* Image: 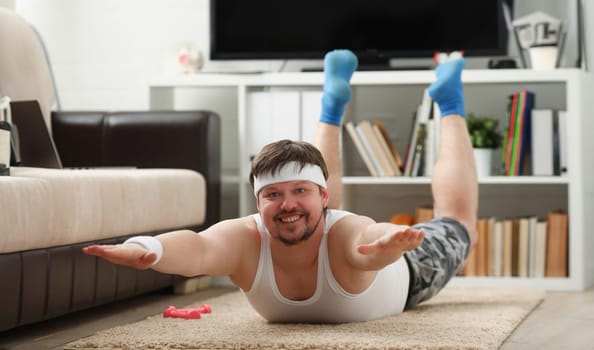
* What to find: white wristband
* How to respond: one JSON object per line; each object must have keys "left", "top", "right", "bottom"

{"left": 124, "top": 236, "right": 163, "bottom": 266}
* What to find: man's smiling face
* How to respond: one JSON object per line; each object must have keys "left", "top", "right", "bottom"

{"left": 257, "top": 180, "right": 328, "bottom": 246}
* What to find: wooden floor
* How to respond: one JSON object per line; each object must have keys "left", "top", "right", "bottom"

{"left": 1, "top": 286, "right": 593, "bottom": 350}
{"left": 500, "top": 287, "right": 594, "bottom": 350}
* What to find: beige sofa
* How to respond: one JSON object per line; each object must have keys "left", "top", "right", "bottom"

{"left": 0, "top": 8, "right": 221, "bottom": 332}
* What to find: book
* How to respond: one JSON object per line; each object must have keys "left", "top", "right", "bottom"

{"left": 557, "top": 110, "right": 568, "bottom": 175}
{"left": 551, "top": 110, "right": 561, "bottom": 176}
{"left": 404, "top": 111, "right": 420, "bottom": 176}
{"left": 402, "top": 113, "right": 416, "bottom": 175}
{"left": 504, "top": 90, "right": 535, "bottom": 176}
{"left": 424, "top": 118, "right": 437, "bottom": 177}
{"left": 527, "top": 216, "right": 538, "bottom": 277}
{"left": 411, "top": 123, "right": 427, "bottom": 177}
{"left": 509, "top": 91, "right": 524, "bottom": 176}
{"left": 432, "top": 101, "right": 441, "bottom": 157}
{"left": 531, "top": 108, "right": 555, "bottom": 176}
{"left": 374, "top": 119, "right": 404, "bottom": 173}
{"left": 344, "top": 122, "right": 378, "bottom": 176}
{"left": 500, "top": 126, "right": 509, "bottom": 175}
{"left": 355, "top": 122, "right": 384, "bottom": 176}
{"left": 517, "top": 217, "right": 530, "bottom": 277}
{"left": 372, "top": 123, "right": 402, "bottom": 176}
{"left": 511, "top": 219, "right": 520, "bottom": 276}
{"left": 492, "top": 220, "right": 504, "bottom": 277}
{"left": 405, "top": 89, "right": 432, "bottom": 176}
{"left": 476, "top": 218, "right": 489, "bottom": 276}
{"left": 503, "top": 92, "right": 518, "bottom": 176}
{"left": 358, "top": 120, "right": 396, "bottom": 176}
{"left": 485, "top": 217, "right": 495, "bottom": 276}
{"left": 517, "top": 90, "right": 535, "bottom": 175}
{"left": 534, "top": 220, "right": 548, "bottom": 278}
{"left": 463, "top": 244, "right": 478, "bottom": 277}
{"left": 545, "top": 210, "right": 569, "bottom": 277}
{"left": 502, "top": 219, "right": 514, "bottom": 277}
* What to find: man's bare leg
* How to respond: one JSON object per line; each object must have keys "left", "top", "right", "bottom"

{"left": 314, "top": 124, "right": 343, "bottom": 209}
{"left": 428, "top": 58, "right": 478, "bottom": 245}
{"left": 431, "top": 115, "right": 478, "bottom": 244}
{"left": 313, "top": 50, "right": 358, "bottom": 209}
{"left": 397, "top": 58, "right": 478, "bottom": 310}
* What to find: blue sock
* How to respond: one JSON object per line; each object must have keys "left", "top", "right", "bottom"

{"left": 428, "top": 58, "right": 466, "bottom": 118}
{"left": 320, "top": 50, "right": 358, "bottom": 126}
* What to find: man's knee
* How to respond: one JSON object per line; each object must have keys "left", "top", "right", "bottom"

{"left": 436, "top": 205, "right": 476, "bottom": 246}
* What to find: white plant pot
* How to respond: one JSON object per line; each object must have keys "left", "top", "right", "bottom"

{"left": 473, "top": 148, "right": 493, "bottom": 177}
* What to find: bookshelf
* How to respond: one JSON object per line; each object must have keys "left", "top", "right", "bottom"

{"left": 149, "top": 68, "right": 594, "bottom": 291}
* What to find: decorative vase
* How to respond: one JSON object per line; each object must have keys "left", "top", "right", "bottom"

{"left": 473, "top": 148, "right": 493, "bottom": 177}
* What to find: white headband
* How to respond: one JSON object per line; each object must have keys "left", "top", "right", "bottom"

{"left": 253, "top": 161, "right": 327, "bottom": 196}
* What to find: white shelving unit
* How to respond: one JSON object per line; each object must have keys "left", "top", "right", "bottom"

{"left": 149, "top": 68, "right": 594, "bottom": 291}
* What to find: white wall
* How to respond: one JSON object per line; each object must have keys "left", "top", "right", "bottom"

{"left": 0, "top": 0, "right": 14, "bottom": 8}
{"left": 15, "top": 0, "right": 211, "bottom": 110}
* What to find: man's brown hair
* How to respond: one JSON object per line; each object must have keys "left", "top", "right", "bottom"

{"left": 249, "top": 139, "right": 329, "bottom": 191}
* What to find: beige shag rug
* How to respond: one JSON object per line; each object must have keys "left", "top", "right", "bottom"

{"left": 66, "top": 287, "right": 544, "bottom": 350}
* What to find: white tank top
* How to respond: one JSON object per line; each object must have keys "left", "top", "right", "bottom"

{"left": 242, "top": 209, "right": 410, "bottom": 323}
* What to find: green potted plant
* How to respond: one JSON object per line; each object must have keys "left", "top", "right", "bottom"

{"left": 466, "top": 113, "right": 503, "bottom": 176}
{"left": 467, "top": 113, "right": 503, "bottom": 149}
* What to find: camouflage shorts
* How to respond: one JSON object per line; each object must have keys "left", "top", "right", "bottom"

{"left": 403, "top": 217, "right": 470, "bottom": 310}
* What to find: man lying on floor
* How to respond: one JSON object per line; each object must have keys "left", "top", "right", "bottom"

{"left": 84, "top": 49, "right": 478, "bottom": 323}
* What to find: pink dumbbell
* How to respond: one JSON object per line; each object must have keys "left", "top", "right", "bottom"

{"left": 163, "top": 305, "right": 201, "bottom": 319}
{"left": 198, "top": 303, "right": 212, "bottom": 314}
{"left": 163, "top": 303, "right": 212, "bottom": 319}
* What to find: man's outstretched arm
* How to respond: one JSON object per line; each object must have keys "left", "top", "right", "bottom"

{"left": 83, "top": 217, "right": 255, "bottom": 278}
{"left": 333, "top": 215, "right": 424, "bottom": 271}
{"left": 354, "top": 223, "right": 424, "bottom": 270}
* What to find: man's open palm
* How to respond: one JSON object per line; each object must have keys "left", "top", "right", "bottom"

{"left": 357, "top": 227, "right": 424, "bottom": 256}
{"left": 83, "top": 244, "right": 157, "bottom": 270}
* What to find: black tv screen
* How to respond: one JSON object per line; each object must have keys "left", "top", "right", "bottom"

{"left": 210, "top": 0, "right": 512, "bottom": 66}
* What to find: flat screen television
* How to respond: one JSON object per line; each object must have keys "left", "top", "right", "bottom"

{"left": 210, "top": 0, "right": 513, "bottom": 69}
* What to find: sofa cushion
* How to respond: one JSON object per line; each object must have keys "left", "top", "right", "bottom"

{"left": 0, "top": 167, "right": 205, "bottom": 253}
